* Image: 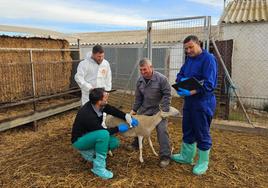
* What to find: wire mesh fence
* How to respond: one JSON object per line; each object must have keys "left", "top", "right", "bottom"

{"left": 213, "top": 21, "right": 268, "bottom": 126}
{"left": 0, "top": 47, "right": 81, "bottom": 125}
{"left": 1, "top": 16, "right": 268, "bottom": 128}
{"left": 98, "top": 16, "right": 268, "bottom": 126}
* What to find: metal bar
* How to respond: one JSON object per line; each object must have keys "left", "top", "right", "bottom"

{"left": 0, "top": 111, "right": 34, "bottom": 124}
{"left": 77, "top": 38, "right": 81, "bottom": 60}
{"left": 203, "top": 17, "right": 207, "bottom": 49}
{"left": 0, "top": 88, "right": 80, "bottom": 109}
{"left": 0, "top": 101, "right": 80, "bottom": 132}
{"left": 29, "top": 50, "right": 37, "bottom": 112}
{"left": 211, "top": 38, "right": 253, "bottom": 126}
{"left": 0, "top": 47, "right": 80, "bottom": 52}
{"left": 207, "top": 16, "right": 211, "bottom": 50}
{"left": 148, "top": 16, "right": 207, "bottom": 23}
{"left": 147, "top": 21, "right": 152, "bottom": 60}
{"left": 0, "top": 59, "right": 81, "bottom": 66}
{"left": 117, "top": 39, "right": 148, "bottom": 108}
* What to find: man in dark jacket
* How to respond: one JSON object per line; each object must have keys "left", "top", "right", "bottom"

{"left": 71, "top": 88, "right": 139, "bottom": 179}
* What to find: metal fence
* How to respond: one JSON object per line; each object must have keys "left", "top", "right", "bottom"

{"left": 91, "top": 16, "right": 267, "bottom": 126}
{"left": 215, "top": 21, "right": 268, "bottom": 125}
{"left": 1, "top": 16, "right": 268, "bottom": 130}
{"left": 0, "top": 47, "right": 81, "bottom": 131}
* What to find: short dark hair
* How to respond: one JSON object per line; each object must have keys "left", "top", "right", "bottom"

{"left": 92, "top": 45, "right": 104, "bottom": 54}
{"left": 183, "top": 35, "right": 200, "bottom": 45}
{"left": 89, "top": 88, "right": 105, "bottom": 105}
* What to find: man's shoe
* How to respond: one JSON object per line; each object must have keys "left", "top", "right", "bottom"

{"left": 159, "top": 157, "right": 170, "bottom": 168}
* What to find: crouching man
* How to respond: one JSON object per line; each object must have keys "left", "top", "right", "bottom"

{"left": 71, "top": 88, "right": 139, "bottom": 179}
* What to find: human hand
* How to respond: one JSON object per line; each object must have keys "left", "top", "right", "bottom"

{"left": 130, "top": 117, "right": 139, "bottom": 127}
{"left": 118, "top": 123, "right": 129, "bottom": 133}
{"left": 125, "top": 114, "right": 139, "bottom": 127}
{"left": 130, "top": 110, "right": 137, "bottom": 115}
{"left": 177, "top": 88, "right": 191, "bottom": 97}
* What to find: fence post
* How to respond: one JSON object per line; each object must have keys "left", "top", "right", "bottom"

{"left": 211, "top": 38, "right": 254, "bottom": 126}
{"left": 29, "top": 49, "right": 38, "bottom": 130}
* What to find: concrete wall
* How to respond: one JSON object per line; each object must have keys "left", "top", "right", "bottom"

{"left": 221, "top": 22, "right": 268, "bottom": 99}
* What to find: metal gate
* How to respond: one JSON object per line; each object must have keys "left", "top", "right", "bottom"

{"left": 146, "top": 16, "right": 211, "bottom": 92}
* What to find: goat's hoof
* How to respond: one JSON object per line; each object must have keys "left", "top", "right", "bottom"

{"left": 108, "top": 150, "right": 113, "bottom": 157}
{"left": 139, "top": 158, "right": 144, "bottom": 163}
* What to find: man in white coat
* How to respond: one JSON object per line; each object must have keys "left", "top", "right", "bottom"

{"left": 75, "top": 45, "right": 112, "bottom": 106}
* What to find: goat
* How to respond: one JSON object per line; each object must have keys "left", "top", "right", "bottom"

{"left": 106, "top": 106, "right": 180, "bottom": 163}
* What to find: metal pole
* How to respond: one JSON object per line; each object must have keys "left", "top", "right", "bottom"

{"left": 77, "top": 38, "right": 81, "bottom": 60}
{"left": 211, "top": 38, "right": 253, "bottom": 126}
{"left": 147, "top": 21, "right": 152, "bottom": 60}
{"left": 29, "top": 50, "right": 38, "bottom": 130}
{"left": 118, "top": 39, "right": 148, "bottom": 108}
{"left": 207, "top": 16, "right": 211, "bottom": 51}
{"left": 29, "top": 50, "right": 36, "bottom": 109}
{"left": 203, "top": 17, "right": 207, "bottom": 50}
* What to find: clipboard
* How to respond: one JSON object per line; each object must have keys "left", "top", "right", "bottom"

{"left": 172, "top": 77, "right": 203, "bottom": 91}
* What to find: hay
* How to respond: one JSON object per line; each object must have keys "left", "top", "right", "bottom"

{"left": 0, "top": 36, "right": 73, "bottom": 103}
{"left": 0, "top": 110, "right": 267, "bottom": 187}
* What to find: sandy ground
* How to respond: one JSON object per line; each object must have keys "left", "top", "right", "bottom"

{"left": 0, "top": 110, "right": 267, "bottom": 188}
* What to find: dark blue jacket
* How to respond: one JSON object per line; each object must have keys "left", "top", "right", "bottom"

{"left": 176, "top": 49, "right": 217, "bottom": 116}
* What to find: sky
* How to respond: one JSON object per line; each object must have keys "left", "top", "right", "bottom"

{"left": 0, "top": 0, "right": 225, "bottom": 34}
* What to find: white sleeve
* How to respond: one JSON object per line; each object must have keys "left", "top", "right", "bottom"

{"left": 105, "top": 63, "right": 112, "bottom": 91}
{"left": 74, "top": 60, "right": 93, "bottom": 92}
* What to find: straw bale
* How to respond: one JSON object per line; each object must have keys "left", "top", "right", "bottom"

{"left": 0, "top": 36, "right": 73, "bottom": 103}
{"left": 0, "top": 109, "right": 267, "bottom": 187}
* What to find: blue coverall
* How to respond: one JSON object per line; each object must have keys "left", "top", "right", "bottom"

{"left": 176, "top": 49, "right": 217, "bottom": 150}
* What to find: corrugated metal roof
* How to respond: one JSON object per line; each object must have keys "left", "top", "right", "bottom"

{"left": 68, "top": 26, "right": 219, "bottom": 45}
{"left": 220, "top": 0, "right": 268, "bottom": 24}
{"left": 0, "top": 24, "right": 69, "bottom": 40}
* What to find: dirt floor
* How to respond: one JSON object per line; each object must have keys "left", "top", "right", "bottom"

{"left": 0, "top": 110, "right": 267, "bottom": 188}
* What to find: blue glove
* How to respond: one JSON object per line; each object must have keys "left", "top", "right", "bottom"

{"left": 180, "top": 77, "right": 189, "bottom": 82}
{"left": 131, "top": 117, "right": 139, "bottom": 127}
{"left": 177, "top": 88, "right": 191, "bottom": 97}
{"left": 118, "top": 123, "right": 129, "bottom": 133}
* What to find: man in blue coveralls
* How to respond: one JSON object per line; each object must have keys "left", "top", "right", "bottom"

{"left": 171, "top": 35, "right": 217, "bottom": 175}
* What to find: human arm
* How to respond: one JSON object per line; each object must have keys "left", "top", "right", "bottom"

{"left": 105, "top": 62, "right": 112, "bottom": 91}
{"left": 103, "top": 104, "right": 139, "bottom": 127}
{"left": 74, "top": 60, "right": 94, "bottom": 92}
{"left": 196, "top": 55, "right": 217, "bottom": 95}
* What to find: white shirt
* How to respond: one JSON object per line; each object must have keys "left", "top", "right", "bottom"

{"left": 75, "top": 53, "right": 112, "bottom": 105}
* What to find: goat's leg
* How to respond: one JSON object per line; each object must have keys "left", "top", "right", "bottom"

{"left": 148, "top": 137, "right": 158, "bottom": 157}
{"left": 108, "top": 150, "right": 113, "bottom": 157}
{"left": 138, "top": 136, "right": 144, "bottom": 163}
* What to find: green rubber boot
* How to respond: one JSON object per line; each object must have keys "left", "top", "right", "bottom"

{"left": 171, "top": 142, "right": 196, "bottom": 164}
{"left": 79, "top": 149, "right": 94, "bottom": 162}
{"left": 91, "top": 153, "right": 113, "bottom": 179}
{"left": 193, "top": 149, "right": 210, "bottom": 175}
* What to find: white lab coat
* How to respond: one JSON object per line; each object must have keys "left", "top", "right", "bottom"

{"left": 75, "top": 52, "right": 112, "bottom": 105}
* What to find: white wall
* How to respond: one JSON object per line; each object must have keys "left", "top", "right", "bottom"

{"left": 221, "top": 22, "right": 268, "bottom": 100}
